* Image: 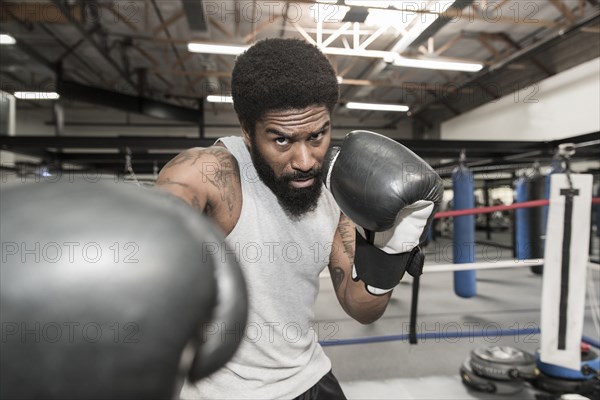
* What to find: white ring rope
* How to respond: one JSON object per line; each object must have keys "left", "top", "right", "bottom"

{"left": 319, "top": 261, "right": 599, "bottom": 279}
{"left": 422, "top": 260, "right": 599, "bottom": 273}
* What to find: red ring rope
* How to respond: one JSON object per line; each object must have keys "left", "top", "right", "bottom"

{"left": 434, "top": 197, "right": 600, "bottom": 219}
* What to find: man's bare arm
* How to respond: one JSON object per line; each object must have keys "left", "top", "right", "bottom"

{"left": 328, "top": 212, "right": 392, "bottom": 325}
{"left": 155, "top": 146, "right": 240, "bottom": 217}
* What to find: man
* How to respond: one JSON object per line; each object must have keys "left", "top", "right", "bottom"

{"left": 157, "top": 38, "right": 442, "bottom": 399}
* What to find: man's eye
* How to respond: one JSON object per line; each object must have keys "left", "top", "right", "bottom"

{"left": 275, "top": 137, "right": 289, "bottom": 145}
{"left": 311, "top": 132, "right": 324, "bottom": 140}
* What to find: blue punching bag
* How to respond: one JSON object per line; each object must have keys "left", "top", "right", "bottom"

{"left": 452, "top": 164, "right": 476, "bottom": 298}
{"left": 528, "top": 167, "right": 547, "bottom": 274}
{"left": 514, "top": 175, "right": 530, "bottom": 260}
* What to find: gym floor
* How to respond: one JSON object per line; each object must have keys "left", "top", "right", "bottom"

{"left": 314, "top": 235, "right": 600, "bottom": 399}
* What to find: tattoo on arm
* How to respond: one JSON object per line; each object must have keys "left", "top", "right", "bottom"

{"left": 331, "top": 267, "right": 345, "bottom": 292}
{"left": 160, "top": 147, "right": 240, "bottom": 216}
{"left": 202, "top": 148, "right": 239, "bottom": 214}
{"left": 161, "top": 150, "right": 199, "bottom": 170}
{"left": 338, "top": 214, "right": 355, "bottom": 263}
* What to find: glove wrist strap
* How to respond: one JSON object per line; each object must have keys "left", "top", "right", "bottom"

{"left": 354, "top": 229, "right": 425, "bottom": 291}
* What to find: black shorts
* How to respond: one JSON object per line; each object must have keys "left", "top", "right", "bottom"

{"left": 294, "top": 370, "right": 347, "bottom": 400}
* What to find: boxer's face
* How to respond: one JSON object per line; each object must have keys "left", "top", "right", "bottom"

{"left": 243, "top": 105, "right": 331, "bottom": 217}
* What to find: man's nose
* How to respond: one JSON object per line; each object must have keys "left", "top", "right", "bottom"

{"left": 291, "top": 143, "right": 316, "bottom": 172}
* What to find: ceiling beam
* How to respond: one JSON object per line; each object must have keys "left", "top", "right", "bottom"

{"left": 244, "top": 14, "right": 282, "bottom": 43}
{"left": 394, "top": 11, "right": 600, "bottom": 129}
{"left": 549, "top": 0, "right": 577, "bottom": 25}
{"left": 152, "top": 9, "right": 185, "bottom": 37}
{"left": 409, "top": 0, "right": 474, "bottom": 49}
{"left": 99, "top": 3, "right": 139, "bottom": 33}
{"left": 50, "top": 0, "right": 136, "bottom": 89}
{"left": 0, "top": 2, "right": 83, "bottom": 24}
{"left": 56, "top": 80, "right": 202, "bottom": 124}
{"left": 208, "top": 16, "right": 232, "bottom": 39}
{"left": 434, "top": 33, "right": 464, "bottom": 56}
{"left": 495, "top": 33, "right": 553, "bottom": 76}
{"left": 478, "top": 35, "right": 500, "bottom": 62}
{"left": 150, "top": 0, "right": 195, "bottom": 94}
{"left": 287, "top": 0, "right": 560, "bottom": 27}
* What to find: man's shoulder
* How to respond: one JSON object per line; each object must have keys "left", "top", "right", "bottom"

{"left": 164, "top": 145, "right": 240, "bottom": 175}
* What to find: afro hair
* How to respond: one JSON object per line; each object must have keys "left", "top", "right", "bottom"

{"left": 231, "top": 38, "right": 339, "bottom": 134}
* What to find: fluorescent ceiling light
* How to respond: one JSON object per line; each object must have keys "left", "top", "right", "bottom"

{"left": 187, "top": 43, "right": 248, "bottom": 55}
{"left": 188, "top": 41, "right": 392, "bottom": 59}
{"left": 14, "top": 92, "right": 60, "bottom": 100}
{"left": 0, "top": 34, "right": 16, "bottom": 45}
{"left": 320, "top": 47, "right": 394, "bottom": 59}
{"left": 346, "top": 102, "right": 409, "bottom": 112}
{"left": 186, "top": 42, "right": 482, "bottom": 72}
{"left": 206, "top": 95, "right": 233, "bottom": 103}
{"left": 393, "top": 57, "right": 483, "bottom": 72}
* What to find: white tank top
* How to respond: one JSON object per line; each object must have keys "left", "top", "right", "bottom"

{"left": 181, "top": 136, "right": 340, "bottom": 399}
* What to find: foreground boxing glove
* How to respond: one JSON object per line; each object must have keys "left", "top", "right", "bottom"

{"left": 0, "top": 180, "right": 247, "bottom": 399}
{"left": 323, "top": 131, "right": 443, "bottom": 295}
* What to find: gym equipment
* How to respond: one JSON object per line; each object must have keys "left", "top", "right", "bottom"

{"left": 532, "top": 369, "right": 599, "bottom": 396}
{"left": 528, "top": 168, "right": 546, "bottom": 274}
{"left": 513, "top": 168, "right": 547, "bottom": 274}
{"left": 469, "top": 346, "right": 536, "bottom": 381}
{"left": 460, "top": 358, "right": 525, "bottom": 395}
{"left": 514, "top": 174, "right": 531, "bottom": 260}
{"left": 536, "top": 348, "right": 600, "bottom": 381}
{"left": 452, "top": 162, "right": 476, "bottom": 298}
{"left": 0, "top": 180, "right": 248, "bottom": 399}
{"left": 459, "top": 346, "right": 536, "bottom": 395}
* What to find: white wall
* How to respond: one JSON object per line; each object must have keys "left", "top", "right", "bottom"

{"left": 441, "top": 57, "right": 600, "bottom": 141}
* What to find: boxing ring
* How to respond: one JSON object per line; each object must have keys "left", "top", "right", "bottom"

{"left": 320, "top": 195, "right": 600, "bottom": 348}
{"left": 319, "top": 182, "right": 599, "bottom": 397}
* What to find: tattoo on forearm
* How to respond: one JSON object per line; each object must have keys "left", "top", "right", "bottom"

{"left": 338, "top": 214, "right": 355, "bottom": 262}
{"left": 331, "top": 267, "right": 345, "bottom": 292}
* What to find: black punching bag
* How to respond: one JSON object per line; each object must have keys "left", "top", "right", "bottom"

{"left": 0, "top": 180, "right": 247, "bottom": 399}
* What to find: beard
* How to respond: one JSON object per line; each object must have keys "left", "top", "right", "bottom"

{"left": 249, "top": 138, "right": 323, "bottom": 217}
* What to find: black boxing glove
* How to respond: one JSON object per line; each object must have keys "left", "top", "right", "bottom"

{"left": 323, "top": 131, "right": 443, "bottom": 295}
{"left": 0, "top": 180, "right": 247, "bottom": 398}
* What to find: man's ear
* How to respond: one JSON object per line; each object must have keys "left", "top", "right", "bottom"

{"left": 240, "top": 123, "right": 252, "bottom": 147}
